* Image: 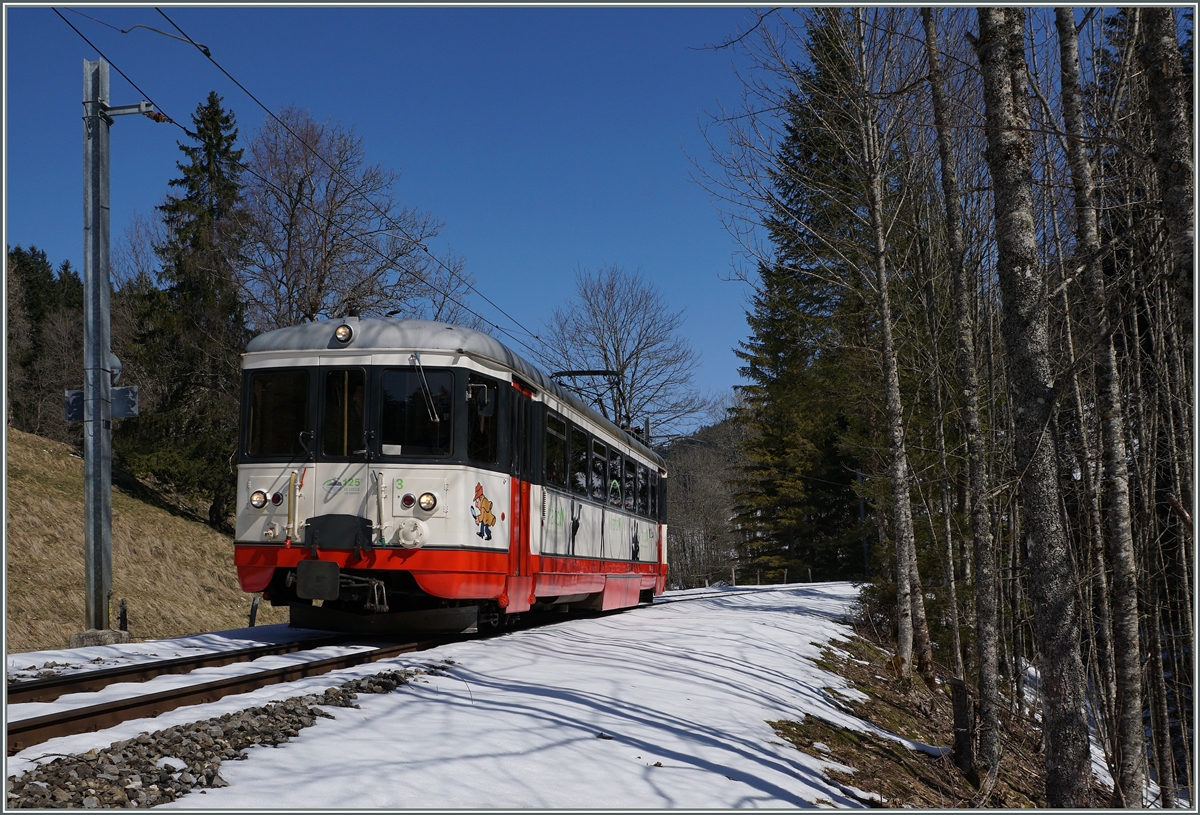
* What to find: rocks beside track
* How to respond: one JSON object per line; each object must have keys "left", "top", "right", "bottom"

{"left": 6, "top": 667, "right": 433, "bottom": 808}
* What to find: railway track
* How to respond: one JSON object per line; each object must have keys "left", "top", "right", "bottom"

{"left": 6, "top": 635, "right": 464, "bottom": 755}
{"left": 652, "top": 585, "right": 803, "bottom": 604}
{"left": 6, "top": 634, "right": 353, "bottom": 705}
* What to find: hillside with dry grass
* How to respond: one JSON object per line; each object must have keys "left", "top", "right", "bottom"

{"left": 6, "top": 427, "right": 287, "bottom": 653}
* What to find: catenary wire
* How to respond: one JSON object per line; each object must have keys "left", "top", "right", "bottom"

{"left": 51, "top": 8, "right": 545, "bottom": 360}
{"left": 62, "top": 7, "right": 126, "bottom": 34}
{"left": 62, "top": 7, "right": 208, "bottom": 52}
{"left": 153, "top": 6, "right": 544, "bottom": 347}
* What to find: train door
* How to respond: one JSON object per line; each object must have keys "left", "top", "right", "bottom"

{"left": 505, "top": 383, "right": 536, "bottom": 611}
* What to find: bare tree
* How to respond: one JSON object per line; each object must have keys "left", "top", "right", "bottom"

{"left": 110, "top": 214, "right": 169, "bottom": 423}
{"left": 29, "top": 309, "right": 83, "bottom": 445}
{"left": 240, "top": 106, "right": 471, "bottom": 331}
{"left": 1140, "top": 7, "right": 1194, "bottom": 362}
{"left": 409, "top": 253, "right": 482, "bottom": 329}
{"left": 922, "top": 6, "right": 1000, "bottom": 778}
{"left": 664, "top": 401, "right": 747, "bottom": 587}
{"left": 974, "top": 8, "right": 1091, "bottom": 805}
{"left": 1055, "top": 9, "right": 1144, "bottom": 805}
{"left": 538, "top": 264, "right": 707, "bottom": 440}
{"left": 702, "top": 8, "right": 938, "bottom": 686}
{"left": 110, "top": 212, "right": 164, "bottom": 291}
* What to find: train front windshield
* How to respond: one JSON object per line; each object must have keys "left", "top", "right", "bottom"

{"left": 246, "top": 370, "right": 310, "bottom": 458}
{"left": 380, "top": 369, "right": 453, "bottom": 457}
{"left": 241, "top": 366, "right": 461, "bottom": 463}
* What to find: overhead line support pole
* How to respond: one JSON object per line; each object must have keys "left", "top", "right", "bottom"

{"left": 81, "top": 59, "right": 155, "bottom": 633}
{"left": 82, "top": 58, "right": 114, "bottom": 632}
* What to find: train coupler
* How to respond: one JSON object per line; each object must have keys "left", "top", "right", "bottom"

{"left": 364, "top": 578, "right": 390, "bottom": 613}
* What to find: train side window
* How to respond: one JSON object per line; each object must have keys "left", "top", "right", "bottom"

{"left": 649, "top": 471, "right": 658, "bottom": 520}
{"left": 322, "top": 369, "right": 366, "bottom": 458}
{"left": 545, "top": 414, "right": 568, "bottom": 488}
{"left": 608, "top": 447, "right": 623, "bottom": 507}
{"left": 570, "top": 426, "right": 589, "bottom": 497}
{"left": 467, "top": 374, "right": 498, "bottom": 465}
{"left": 637, "top": 464, "right": 649, "bottom": 516}
{"left": 246, "top": 370, "right": 309, "bottom": 458}
{"left": 380, "top": 368, "right": 453, "bottom": 457}
{"left": 623, "top": 457, "right": 637, "bottom": 512}
{"left": 591, "top": 439, "right": 608, "bottom": 503}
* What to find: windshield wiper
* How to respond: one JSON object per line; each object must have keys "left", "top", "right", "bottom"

{"left": 410, "top": 352, "right": 441, "bottom": 423}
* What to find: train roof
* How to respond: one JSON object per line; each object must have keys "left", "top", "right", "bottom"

{"left": 245, "top": 317, "right": 664, "bottom": 467}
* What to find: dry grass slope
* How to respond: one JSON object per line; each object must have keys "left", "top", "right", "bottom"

{"left": 6, "top": 427, "right": 287, "bottom": 654}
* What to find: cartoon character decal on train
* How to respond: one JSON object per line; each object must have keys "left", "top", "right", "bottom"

{"left": 472, "top": 482, "right": 495, "bottom": 540}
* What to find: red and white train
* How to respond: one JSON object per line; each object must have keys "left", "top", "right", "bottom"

{"left": 233, "top": 317, "right": 667, "bottom": 630}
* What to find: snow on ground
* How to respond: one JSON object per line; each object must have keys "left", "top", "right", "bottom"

{"left": 7, "top": 583, "right": 943, "bottom": 808}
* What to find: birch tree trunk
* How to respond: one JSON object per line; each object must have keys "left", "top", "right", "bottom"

{"left": 921, "top": 6, "right": 1000, "bottom": 778}
{"left": 1140, "top": 7, "right": 1194, "bottom": 371}
{"left": 974, "top": 8, "right": 1091, "bottom": 805}
{"left": 1055, "top": 9, "right": 1144, "bottom": 805}
{"left": 1145, "top": 574, "right": 1178, "bottom": 808}
{"left": 852, "top": 8, "right": 934, "bottom": 687}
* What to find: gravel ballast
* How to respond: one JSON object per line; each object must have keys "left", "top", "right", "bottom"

{"left": 6, "top": 665, "right": 446, "bottom": 809}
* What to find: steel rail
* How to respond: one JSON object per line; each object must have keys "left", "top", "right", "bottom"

{"left": 651, "top": 586, "right": 800, "bottom": 604}
{"left": 6, "top": 635, "right": 353, "bottom": 705}
{"left": 7, "top": 636, "right": 461, "bottom": 755}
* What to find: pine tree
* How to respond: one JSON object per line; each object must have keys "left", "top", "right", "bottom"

{"left": 733, "top": 258, "right": 865, "bottom": 582}
{"left": 731, "top": 36, "right": 875, "bottom": 585}
{"left": 115, "top": 92, "right": 247, "bottom": 528}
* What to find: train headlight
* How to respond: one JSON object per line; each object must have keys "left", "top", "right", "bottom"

{"left": 418, "top": 492, "right": 437, "bottom": 511}
{"left": 334, "top": 323, "right": 354, "bottom": 343}
{"left": 250, "top": 490, "right": 268, "bottom": 509}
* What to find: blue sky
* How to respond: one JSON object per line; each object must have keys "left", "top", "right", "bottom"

{"left": 4, "top": 6, "right": 761, "bottom": 412}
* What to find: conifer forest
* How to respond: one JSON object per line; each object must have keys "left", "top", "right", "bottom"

{"left": 5, "top": 7, "right": 1194, "bottom": 808}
